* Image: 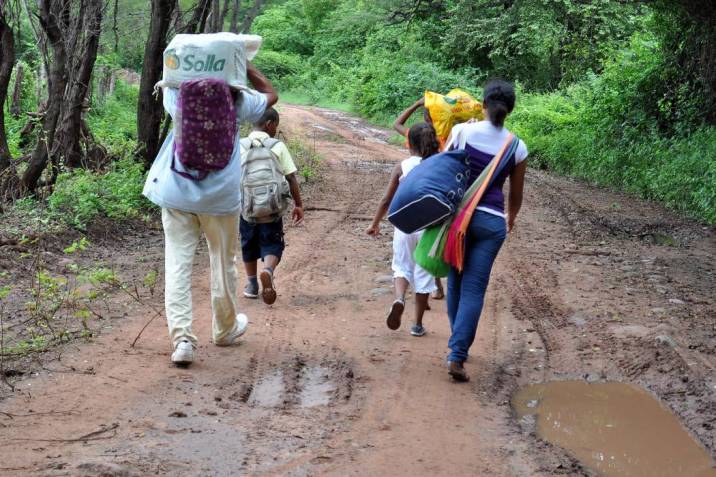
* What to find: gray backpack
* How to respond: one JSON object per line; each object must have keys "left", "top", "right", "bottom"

{"left": 240, "top": 137, "right": 291, "bottom": 223}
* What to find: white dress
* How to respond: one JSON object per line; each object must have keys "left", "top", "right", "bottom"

{"left": 391, "top": 156, "right": 438, "bottom": 294}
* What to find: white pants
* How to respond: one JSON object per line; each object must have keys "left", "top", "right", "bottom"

{"left": 162, "top": 208, "right": 242, "bottom": 347}
{"left": 392, "top": 228, "right": 437, "bottom": 294}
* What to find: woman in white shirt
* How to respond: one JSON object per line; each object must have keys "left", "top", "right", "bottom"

{"left": 444, "top": 80, "right": 528, "bottom": 382}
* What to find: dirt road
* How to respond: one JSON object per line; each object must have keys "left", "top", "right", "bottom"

{"left": 0, "top": 105, "right": 714, "bottom": 476}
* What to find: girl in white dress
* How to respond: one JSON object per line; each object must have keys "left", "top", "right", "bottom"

{"left": 367, "top": 123, "right": 441, "bottom": 336}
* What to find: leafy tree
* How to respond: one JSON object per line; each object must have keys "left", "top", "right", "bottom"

{"left": 440, "top": 0, "right": 644, "bottom": 90}
{"left": 650, "top": 0, "right": 716, "bottom": 125}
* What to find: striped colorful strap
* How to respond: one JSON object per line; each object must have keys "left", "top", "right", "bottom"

{"left": 444, "top": 134, "right": 518, "bottom": 271}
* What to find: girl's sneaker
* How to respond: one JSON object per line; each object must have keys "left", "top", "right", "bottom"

{"left": 410, "top": 324, "right": 426, "bottom": 337}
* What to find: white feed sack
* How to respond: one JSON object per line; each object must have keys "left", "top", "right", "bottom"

{"left": 155, "top": 33, "right": 262, "bottom": 90}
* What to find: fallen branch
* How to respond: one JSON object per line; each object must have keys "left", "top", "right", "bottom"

{"left": 130, "top": 310, "right": 163, "bottom": 348}
{"left": 0, "top": 409, "right": 79, "bottom": 419}
{"left": 6, "top": 422, "right": 119, "bottom": 443}
{"left": 305, "top": 206, "right": 341, "bottom": 212}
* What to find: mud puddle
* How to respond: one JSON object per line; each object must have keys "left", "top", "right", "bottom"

{"left": 513, "top": 381, "right": 716, "bottom": 477}
{"left": 248, "top": 370, "right": 285, "bottom": 408}
{"left": 299, "top": 365, "right": 336, "bottom": 408}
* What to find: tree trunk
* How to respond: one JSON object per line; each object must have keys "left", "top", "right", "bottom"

{"left": 209, "top": 0, "right": 221, "bottom": 32}
{"left": 109, "top": 70, "right": 116, "bottom": 96}
{"left": 35, "top": 63, "right": 48, "bottom": 111}
{"left": 220, "top": 0, "right": 231, "bottom": 28}
{"left": 240, "top": 0, "right": 263, "bottom": 33}
{"left": 137, "top": 0, "right": 177, "bottom": 169}
{"left": 21, "top": 0, "right": 70, "bottom": 192}
{"left": 10, "top": 63, "right": 23, "bottom": 118}
{"left": 199, "top": 0, "right": 211, "bottom": 32}
{"left": 97, "top": 65, "right": 108, "bottom": 103}
{"left": 229, "top": 0, "right": 241, "bottom": 33}
{"left": 181, "top": 0, "right": 211, "bottom": 34}
{"left": 173, "top": 2, "right": 184, "bottom": 32}
{"left": 0, "top": 8, "right": 19, "bottom": 198}
{"left": 56, "top": 0, "right": 103, "bottom": 169}
{"left": 112, "top": 0, "right": 119, "bottom": 54}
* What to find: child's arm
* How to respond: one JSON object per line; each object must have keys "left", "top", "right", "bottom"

{"left": 366, "top": 164, "right": 402, "bottom": 237}
{"left": 393, "top": 97, "right": 425, "bottom": 137}
{"left": 286, "top": 173, "right": 304, "bottom": 225}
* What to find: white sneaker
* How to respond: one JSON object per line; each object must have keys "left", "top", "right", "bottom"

{"left": 214, "top": 314, "right": 249, "bottom": 346}
{"left": 171, "top": 339, "right": 194, "bottom": 366}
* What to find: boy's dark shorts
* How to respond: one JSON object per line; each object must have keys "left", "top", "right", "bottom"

{"left": 239, "top": 217, "right": 285, "bottom": 262}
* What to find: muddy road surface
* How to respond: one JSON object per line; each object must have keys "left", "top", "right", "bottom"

{"left": 0, "top": 105, "right": 714, "bottom": 476}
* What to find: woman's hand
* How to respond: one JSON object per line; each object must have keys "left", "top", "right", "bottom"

{"left": 507, "top": 213, "right": 516, "bottom": 233}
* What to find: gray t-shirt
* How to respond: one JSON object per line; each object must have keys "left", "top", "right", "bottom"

{"left": 142, "top": 87, "right": 268, "bottom": 215}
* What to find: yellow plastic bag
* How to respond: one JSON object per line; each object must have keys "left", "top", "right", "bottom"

{"left": 424, "top": 88, "right": 484, "bottom": 142}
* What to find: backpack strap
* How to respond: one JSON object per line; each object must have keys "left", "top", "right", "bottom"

{"left": 261, "top": 137, "right": 280, "bottom": 151}
{"left": 242, "top": 136, "right": 281, "bottom": 164}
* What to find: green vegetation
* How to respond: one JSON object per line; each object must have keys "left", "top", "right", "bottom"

{"left": 510, "top": 35, "right": 716, "bottom": 223}
{"left": 285, "top": 136, "right": 322, "bottom": 182}
{"left": 0, "top": 239, "right": 158, "bottom": 358}
{"left": 3, "top": 75, "right": 147, "bottom": 230}
{"left": 1, "top": 0, "right": 714, "bottom": 226}
{"left": 48, "top": 157, "right": 148, "bottom": 229}
{"left": 252, "top": 0, "right": 716, "bottom": 223}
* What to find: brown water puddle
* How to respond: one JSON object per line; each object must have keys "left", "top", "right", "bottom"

{"left": 513, "top": 381, "right": 716, "bottom": 477}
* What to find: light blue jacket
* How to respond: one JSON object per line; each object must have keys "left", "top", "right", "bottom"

{"left": 142, "top": 87, "right": 268, "bottom": 215}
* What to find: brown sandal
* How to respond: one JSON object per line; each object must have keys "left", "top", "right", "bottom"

{"left": 448, "top": 361, "right": 469, "bottom": 382}
{"left": 259, "top": 269, "right": 277, "bottom": 305}
{"left": 386, "top": 299, "right": 405, "bottom": 330}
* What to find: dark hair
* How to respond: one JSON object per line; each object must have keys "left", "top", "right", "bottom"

{"left": 408, "top": 122, "right": 440, "bottom": 159}
{"left": 255, "top": 107, "right": 279, "bottom": 126}
{"left": 483, "top": 79, "right": 515, "bottom": 127}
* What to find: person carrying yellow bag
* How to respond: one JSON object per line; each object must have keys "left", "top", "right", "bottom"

{"left": 394, "top": 89, "right": 484, "bottom": 152}
{"left": 392, "top": 88, "right": 484, "bottom": 300}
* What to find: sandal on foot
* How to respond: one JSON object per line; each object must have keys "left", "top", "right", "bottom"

{"left": 448, "top": 361, "right": 469, "bottom": 382}
{"left": 259, "top": 269, "right": 277, "bottom": 305}
{"left": 386, "top": 299, "right": 405, "bottom": 330}
{"left": 431, "top": 288, "right": 445, "bottom": 300}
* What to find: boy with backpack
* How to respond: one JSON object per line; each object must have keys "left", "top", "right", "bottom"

{"left": 239, "top": 107, "right": 304, "bottom": 305}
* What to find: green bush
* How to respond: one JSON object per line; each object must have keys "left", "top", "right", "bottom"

{"left": 351, "top": 58, "right": 473, "bottom": 122}
{"left": 87, "top": 79, "right": 139, "bottom": 159}
{"left": 509, "top": 46, "right": 716, "bottom": 224}
{"left": 252, "top": 50, "right": 304, "bottom": 87}
{"left": 48, "top": 158, "right": 150, "bottom": 229}
{"left": 252, "top": 0, "right": 314, "bottom": 56}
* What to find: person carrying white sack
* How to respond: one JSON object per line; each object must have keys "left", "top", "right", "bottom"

{"left": 143, "top": 33, "right": 278, "bottom": 366}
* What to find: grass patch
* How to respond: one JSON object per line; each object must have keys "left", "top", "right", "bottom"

{"left": 279, "top": 90, "right": 353, "bottom": 113}
{"left": 285, "top": 136, "right": 322, "bottom": 182}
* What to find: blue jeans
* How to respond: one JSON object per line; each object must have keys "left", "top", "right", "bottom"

{"left": 447, "top": 211, "right": 507, "bottom": 363}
